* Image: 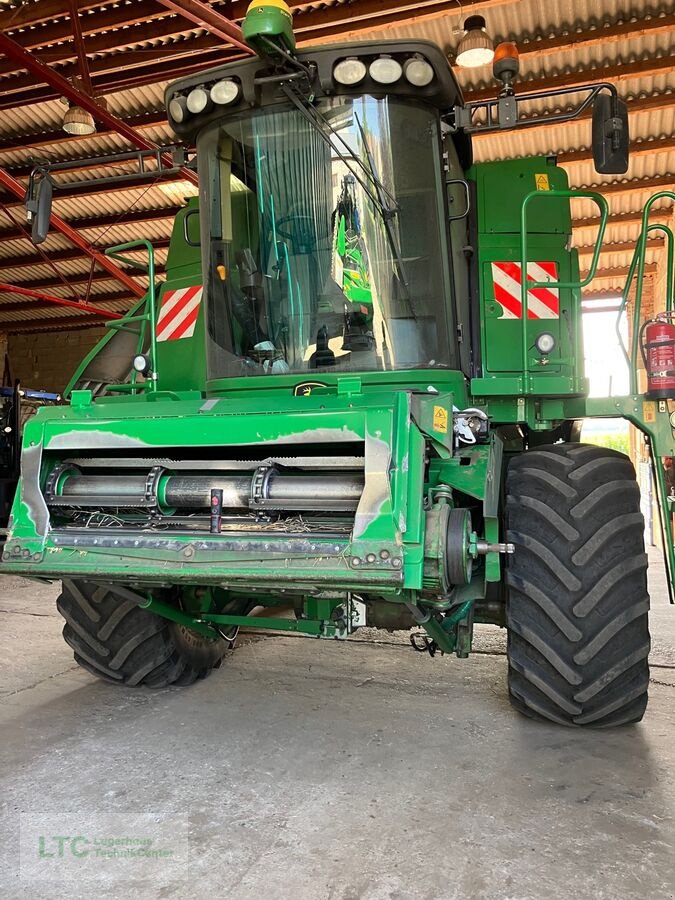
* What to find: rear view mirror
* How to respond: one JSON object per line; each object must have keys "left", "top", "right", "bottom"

{"left": 25, "top": 172, "right": 53, "bottom": 244}
{"left": 592, "top": 94, "right": 629, "bottom": 175}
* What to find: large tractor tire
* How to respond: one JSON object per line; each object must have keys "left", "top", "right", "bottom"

{"left": 57, "top": 580, "right": 229, "bottom": 687}
{"left": 505, "top": 443, "right": 650, "bottom": 727}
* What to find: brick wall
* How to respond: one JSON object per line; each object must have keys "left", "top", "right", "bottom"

{"left": 4, "top": 327, "right": 106, "bottom": 393}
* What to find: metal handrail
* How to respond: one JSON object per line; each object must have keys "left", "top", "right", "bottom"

{"left": 619, "top": 192, "right": 675, "bottom": 395}
{"left": 519, "top": 189, "right": 609, "bottom": 392}
{"left": 104, "top": 239, "right": 158, "bottom": 392}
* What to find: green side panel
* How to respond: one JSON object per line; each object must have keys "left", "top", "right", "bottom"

{"left": 468, "top": 157, "right": 571, "bottom": 235}
{"left": 155, "top": 199, "right": 206, "bottom": 394}
{"left": 467, "top": 157, "right": 584, "bottom": 397}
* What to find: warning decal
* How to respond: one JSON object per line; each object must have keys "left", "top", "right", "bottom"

{"left": 156, "top": 285, "right": 203, "bottom": 342}
{"left": 433, "top": 405, "right": 449, "bottom": 434}
{"left": 491, "top": 261, "right": 559, "bottom": 320}
{"left": 535, "top": 173, "right": 550, "bottom": 191}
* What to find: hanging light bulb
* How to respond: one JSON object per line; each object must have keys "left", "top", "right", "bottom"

{"left": 456, "top": 16, "right": 495, "bottom": 68}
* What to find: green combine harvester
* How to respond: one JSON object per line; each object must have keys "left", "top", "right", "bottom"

{"left": 10, "top": 1, "right": 675, "bottom": 725}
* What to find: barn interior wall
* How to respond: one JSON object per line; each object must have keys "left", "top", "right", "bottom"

{"left": 6, "top": 328, "right": 106, "bottom": 392}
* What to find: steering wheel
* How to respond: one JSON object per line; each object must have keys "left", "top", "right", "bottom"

{"left": 275, "top": 214, "right": 317, "bottom": 254}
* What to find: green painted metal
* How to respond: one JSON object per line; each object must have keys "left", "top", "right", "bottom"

{"left": 626, "top": 192, "right": 675, "bottom": 394}
{"left": 616, "top": 222, "right": 674, "bottom": 376}
{"left": 519, "top": 189, "right": 608, "bottom": 393}
{"left": 6, "top": 34, "right": 675, "bottom": 665}
{"left": 104, "top": 239, "right": 158, "bottom": 392}
{"left": 467, "top": 158, "right": 588, "bottom": 397}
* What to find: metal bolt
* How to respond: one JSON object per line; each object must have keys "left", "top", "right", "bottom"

{"left": 392, "top": 558, "right": 402, "bottom": 569}
{"left": 22, "top": 549, "right": 30, "bottom": 558}
{"left": 379, "top": 549, "right": 390, "bottom": 560}
{"left": 352, "top": 557, "right": 361, "bottom": 567}
{"left": 366, "top": 553, "right": 376, "bottom": 563}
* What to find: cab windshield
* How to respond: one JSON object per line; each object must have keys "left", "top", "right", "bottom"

{"left": 199, "top": 95, "right": 455, "bottom": 379}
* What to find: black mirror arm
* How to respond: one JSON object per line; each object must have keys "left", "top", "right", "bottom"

{"left": 449, "top": 82, "right": 619, "bottom": 135}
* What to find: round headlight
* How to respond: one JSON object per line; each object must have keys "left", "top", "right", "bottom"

{"left": 333, "top": 58, "right": 367, "bottom": 86}
{"left": 168, "top": 95, "right": 188, "bottom": 124}
{"left": 404, "top": 56, "right": 435, "bottom": 87}
{"left": 210, "top": 79, "right": 240, "bottom": 105}
{"left": 187, "top": 86, "right": 210, "bottom": 114}
{"left": 133, "top": 354, "right": 150, "bottom": 375}
{"left": 369, "top": 56, "right": 403, "bottom": 85}
{"left": 535, "top": 332, "right": 556, "bottom": 355}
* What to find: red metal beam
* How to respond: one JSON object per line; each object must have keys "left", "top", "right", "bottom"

{"left": 0, "top": 167, "right": 145, "bottom": 298}
{"left": 0, "top": 30, "right": 198, "bottom": 189}
{"left": 0, "top": 283, "right": 122, "bottom": 319}
{"left": 68, "top": 0, "right": 95, "bottom": 96}
{"left": 154, "top": 0, "right": 253, "bottom": 53}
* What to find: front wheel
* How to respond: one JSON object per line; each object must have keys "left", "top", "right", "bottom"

{"left": 57, "top": 580, "right": 230, "bottom": 687}
{"left": 505, "top": 443, "right": 650, "bottom": 727}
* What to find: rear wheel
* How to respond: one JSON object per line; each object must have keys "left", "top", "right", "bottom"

{"left": 57, "top": 580, "right": 229, "bottom": 687}
{"left": 505, "top": 443, "right": 650, "bottom": 726}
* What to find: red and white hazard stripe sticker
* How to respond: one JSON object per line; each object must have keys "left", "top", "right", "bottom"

{"left": 156, "top": 285, "right": 203, "bottom": 342}
{"left": 491, "top": 261, "right": 559, "bottom": 320}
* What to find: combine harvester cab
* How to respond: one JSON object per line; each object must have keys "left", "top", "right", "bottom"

{"left": 4, "top": 2, "right": 671, "bottom": 726}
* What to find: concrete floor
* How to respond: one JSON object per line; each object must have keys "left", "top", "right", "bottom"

{"left": 1, "top": 550, "right": 674, "bottom": 899}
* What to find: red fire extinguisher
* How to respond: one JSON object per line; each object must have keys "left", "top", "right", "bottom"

{"left": 642, "top": 313, "right": 675, "bottom": 400}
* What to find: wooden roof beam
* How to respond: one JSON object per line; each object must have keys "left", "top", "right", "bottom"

{"left": 561, "top": 134, "right": 675, "bottom": 165}
{"left": 14, "top": 268, "right": 165, "bottom": 293}
{"left": 576, "top": 237, "right": 665, "bottom": 257}
{"left": 0, "top": 313, "right": 119, "bottom": 333}
{"left": 0, "top": 30, "right": 198, "bottom": 188}
{"left": 0, "top": 110, "right": 167, "bottom": 156}
{"left": 574, "top": 210, "right": 673, "bottom": 230}
{"left": 0, "top": 290, "right": 130, "bottom": 315}
{"left": 581, "top": 262, "right": 658, "bottom": 280}
{"left": 0, "top": 239, "right": 172, "bottom": 272}
{"left": 573, "top": 174, "right": 675, "bottom": 197}
{"left": 0, "top": 165, "right": 144, "bottom": 298}
{"left": 468, "top": 55, "right": 675, "bottom": 104}
{"left": 0, "top": 209, "right": 179, "bottom": 243}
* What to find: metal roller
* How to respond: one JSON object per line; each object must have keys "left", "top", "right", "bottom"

{"left": 52, "top": 466, "right": 364, "bottom": 513}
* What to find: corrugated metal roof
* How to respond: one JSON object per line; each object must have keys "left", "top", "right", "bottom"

{"left": 0, "top": 0, "right": 672, "bottom": 330}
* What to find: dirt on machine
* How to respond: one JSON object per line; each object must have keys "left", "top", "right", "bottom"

{"left": 7, "top": 1, "right": 674, "bottom": 727}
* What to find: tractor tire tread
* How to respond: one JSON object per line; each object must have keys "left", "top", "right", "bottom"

{"left": 57, "top": 580, "right": 228, "bottom": 688}
{"left": 506, "top": 443, "right": 650, "bottom": 727}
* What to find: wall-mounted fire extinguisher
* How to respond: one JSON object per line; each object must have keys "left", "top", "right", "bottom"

{"left": 641, "top": 313, "right": 675, "bottom": 400}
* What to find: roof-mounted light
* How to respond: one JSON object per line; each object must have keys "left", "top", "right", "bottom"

{"left": 168, "top": 95, "right": 188, "bottom": 124}
{"left": 186, "top": 86, "right": 211, "bottom": 115}
{"left": 404, "top": 56, "right": 435, "bottom": 87}
{"left": 369, "top": 56, "right": 403, "bottom": 85}
{"left": 333, "top": 58, "right": 368, "bottom": 86}
{"left": 210, "top": 79, "right": 240, "bottom": 105}
{"left": 456, "top": 15, "right": 495, "bottom": 68}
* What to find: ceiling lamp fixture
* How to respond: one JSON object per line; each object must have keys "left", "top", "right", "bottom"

{"left": 456, "top": 15, "right": 495, "bottom": 68}
{"left": 62, "top": 104, "right": 96, "bottom": 135}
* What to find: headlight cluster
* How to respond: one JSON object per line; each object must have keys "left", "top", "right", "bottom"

{"left": 333, "top": 53, "right": 435, "bottom": 88}
{"left": 168, "top": 78, "right": 241, "bottom": 124}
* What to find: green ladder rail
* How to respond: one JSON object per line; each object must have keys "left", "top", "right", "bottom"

{"left": 615, "top": 191, "right": 675, "bottom": 606}
{"left": 104, "top": 239, "right": 159, "bottom": 394}
{"left": 615, "top": 192, "right": 675, "bottom": 395}
{"left": 519, "top": 189, "right": 609, "bottom": 393}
